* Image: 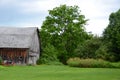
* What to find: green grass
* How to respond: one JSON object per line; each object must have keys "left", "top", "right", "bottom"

{"left": 0, "top": 65, "right": 120, "bottom": 80}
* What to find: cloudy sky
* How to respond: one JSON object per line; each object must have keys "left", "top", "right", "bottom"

{"left": 0, "top": 0, "right": 120, "bottom": 35}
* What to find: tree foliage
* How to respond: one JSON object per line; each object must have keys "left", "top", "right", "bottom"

{"left": 40, "top": 5, "right": 89, "bottom": 64}
{"left": 75, "top": 36, "right": 102, "bottom": 59}
{"left": 39, "top": 44, "right": 59, "bottom": 64}
{"left": 95, "top": 42, "right": 116, "bottom": 61}
{"left": 103, "top": 9, "right": 120, "bottom": 61}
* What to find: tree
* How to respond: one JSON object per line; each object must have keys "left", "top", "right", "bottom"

{"left": 41, "top": 5, "right": 89, "bottom": 63}
{"left": 75, "top": 36, "right": 102, "bottom": 59}
{"left": 95, "top": 42, "right": 115, "bottom": 61}
{"left": 103, "top": 9, "right": 120, "bottom": 61}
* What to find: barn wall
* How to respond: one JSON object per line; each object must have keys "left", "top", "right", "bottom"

{"left": 0, "top": 48, "right": 28, "bottom": 64}
{"left": 28, "top": 29, "right": 40, "bottom": 65}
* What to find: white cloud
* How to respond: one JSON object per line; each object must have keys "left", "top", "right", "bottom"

{"left": 0, "top": 0, "right": 119, "bottom": 35}
{"left": 86, "top": 19, "right": 109, "bottom": 35}
{"left": 11, "top": 23, "right": 41, "bottom": 28}
{"left": 0, "top": 0, "right": 17, "bottom": 6}
{"left": 19, "top": 0, "right": 63, "bottom": 13}
{"left": 0, "top": 0, "right": 12, "bottom": 5}
{"left": 0, "top": 23, "right": 40, "bottom": 28}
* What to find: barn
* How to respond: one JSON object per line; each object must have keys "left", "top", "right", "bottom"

{"left": 0, "top": 27, "right": 40, "bottom": 65}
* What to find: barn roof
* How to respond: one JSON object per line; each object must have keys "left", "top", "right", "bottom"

{"left": 0, "top": 27, "right": 39, "bottom": 48}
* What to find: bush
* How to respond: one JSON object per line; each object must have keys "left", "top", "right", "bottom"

{"left": 95, "top": 43, "right": 116, "bottom": 62}
{"left": 66, "top": 57, "right": 81, "bottom": 67}
{"left": 67, "top": 57, "right": 117, "bottom": 68}
{"left": 0, "top": 56, "right": 2, "bottom": 65}
{"left": 111, "top": 62, "right": 120, "bottom": 68}
{"left": 37, "top": 44, "right": 60, "bottom": 64}
{"left": 75, "top": 37, "right": 102, "bottom": 59}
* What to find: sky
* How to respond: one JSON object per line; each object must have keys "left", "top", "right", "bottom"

{"left": 0, "top": 0, "right": 120, "bottom": 35}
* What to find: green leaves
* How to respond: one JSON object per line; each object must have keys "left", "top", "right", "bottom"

{"left": 103, "top": 9, "right": 120, "bottom": 61}
{"left": 0, "top": 56, "right": 2, "bottom": 65}
{"left": 75, "top": 36, "right": 102, "bottom": 59}
{"left": 40, "top": 5, "right": 89, "bottom": 64}
{"left": 40, "top": 44, "right": 59, "bottom": 64}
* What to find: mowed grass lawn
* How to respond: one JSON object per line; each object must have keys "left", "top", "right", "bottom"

{"left": 0, "top": 65, "right": 120, "bottom": 80}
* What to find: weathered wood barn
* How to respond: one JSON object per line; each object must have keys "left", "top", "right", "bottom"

{"left": 0, "top": 27, "right": 40, "bottom": 65}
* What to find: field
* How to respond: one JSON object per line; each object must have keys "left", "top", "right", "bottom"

{"left": 0, "top": 65, "right": 120, "bottom": 80}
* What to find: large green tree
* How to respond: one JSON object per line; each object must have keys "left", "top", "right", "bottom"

{"left": 41, "top": 5, "right": 89, "bottom": 63}
{"left": 103, "top": 9, "right": 120, "bottom": 61}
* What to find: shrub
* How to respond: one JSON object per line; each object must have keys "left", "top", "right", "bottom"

{"left": 37, "top": 44, "right": 60, "bottom": 65}
{"left": 0, "top": 56, "right": 2, "bottom": 65}
{"left": 75, "top": 37, "right": 102, "bottom": 59}
{"left": 67, "top": 57, "right": 116, "bottom": 68}
{"left": 111, "top": 62, "right": 120, "bottom": 68}
{"left": 67, "top": 57, "right": 81, "bottom": 67}
{"left": 95, "top": 43, "right": 116, "bottom": 62}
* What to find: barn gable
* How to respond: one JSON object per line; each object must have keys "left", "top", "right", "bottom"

{"left": 0, "top": 27, "right": 40, "bottom": 65}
